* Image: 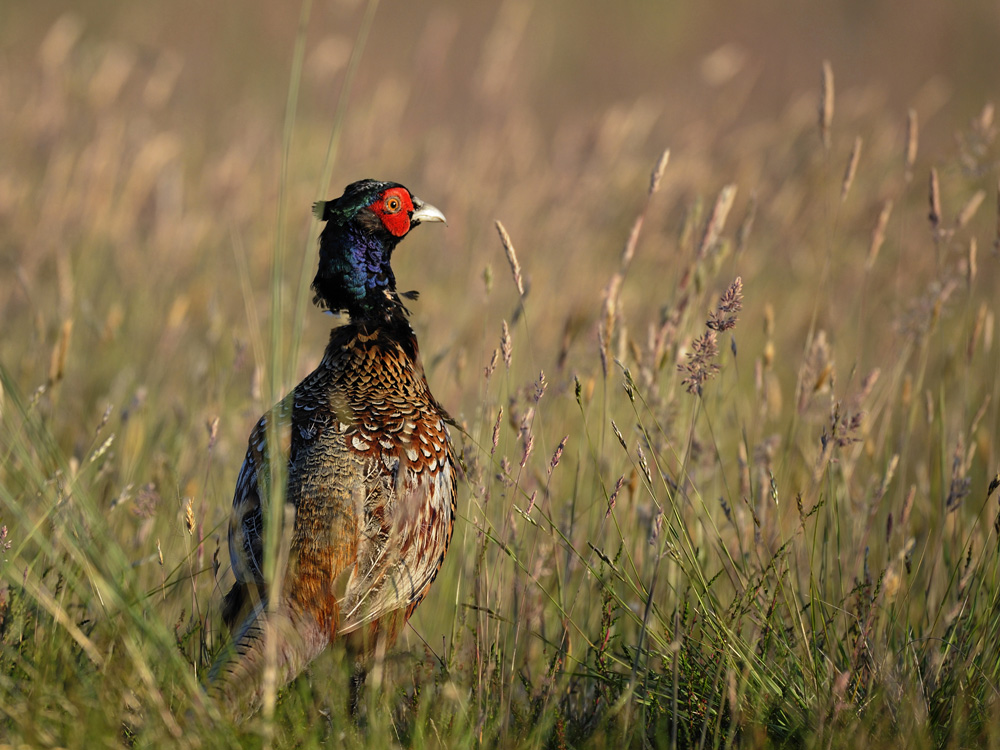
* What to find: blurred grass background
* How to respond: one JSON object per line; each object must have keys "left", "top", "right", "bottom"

{"left": 1, "top": 0, "right": 1000, "bottom": 747}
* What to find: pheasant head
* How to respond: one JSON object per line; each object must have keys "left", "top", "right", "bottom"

{"left": 311, "top": 179, "right": 446, "bottom": 319}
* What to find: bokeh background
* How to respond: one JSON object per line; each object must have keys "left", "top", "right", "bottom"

{"left": 4, "top": 0, "right": 999, "bottom": 426}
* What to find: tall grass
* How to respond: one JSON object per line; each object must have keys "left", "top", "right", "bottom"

{"left": 1, "top": 10, "right": 999, "bottom": 749}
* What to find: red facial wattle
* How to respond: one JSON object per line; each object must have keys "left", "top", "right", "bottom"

{"left": 370, "top": 187, "right": 414, "bottom": 237}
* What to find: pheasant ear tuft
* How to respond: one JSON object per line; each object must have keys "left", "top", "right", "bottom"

{"left": 312, "top": 201, "right": 329, "bottom": 220}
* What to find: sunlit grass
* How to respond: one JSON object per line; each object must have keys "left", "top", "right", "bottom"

{"left": 1, "top": 10, "right": 999, "bottom": 750}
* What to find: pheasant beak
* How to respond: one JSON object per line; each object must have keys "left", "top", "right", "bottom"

{"left": 410, "top": 197, "right": 447, "bottom": 226}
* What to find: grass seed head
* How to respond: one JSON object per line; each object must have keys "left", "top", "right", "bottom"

{"left": 484, "top": 348, "right": 499, "bottom": 381}
{"left": 905, "top": 109, "right": 919, "bottom": 182}
{"left": 520, "top": 432, "right": 534, "bottom": 468}
{"left": 501, "top": 320, "right": 512, "bottom": 370}
{"left": 606, "top": 474, "right": 626, "bottom": 518}
{"left": 680, "top": 331, "right": 721, "bottom": 395}
{"left": 184, "top": 498, "right": 195, "bottom": 535}
{"left": 649, "top": 148, "right": 670, "bottom": 195}
{"left": 697, "top": 184, "right": 737, "bottom": 260}
{"left": 548, "top": 436, "right": 568, "bottom": 476}
{"left": 819, "top": 60, "right": 835, "bottom": 149}
{"left": 495, "top": 220, "right": 524, "bottom": 297}
{"left": 534, "top": 370, "right": 547, "bottom": 402}
{"left": 866, "top": 199, "right": 893, "bottom": 269}
{"left": 841, "top": 136, "right": 862, "bottom": 202}
{"left": 929, "top": 167, "right": 942, "bottom": 231}
{"left": 708, "top": 276, "right": 743, "bottom": 331}
{"left": 956, "top": 189, "right": 985, "bottom": 230}
{"left": 491, "top": 407, "right": 503, "bottom": 454}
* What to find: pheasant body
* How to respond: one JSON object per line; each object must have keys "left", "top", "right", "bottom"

{"left": 211, "top": 180, "right": 454, "bottom": 719}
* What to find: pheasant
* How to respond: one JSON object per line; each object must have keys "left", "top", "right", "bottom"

{"left": 210, "top": 180, "right": 456, "bottom": 720}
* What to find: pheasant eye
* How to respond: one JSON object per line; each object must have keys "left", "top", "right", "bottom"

{"left": 384, "top": 196, "right": 402, "bottom": 213}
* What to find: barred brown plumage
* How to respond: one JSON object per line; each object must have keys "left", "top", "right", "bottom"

{"left": 209, "top": 180, "right": 455, "bottom": 720}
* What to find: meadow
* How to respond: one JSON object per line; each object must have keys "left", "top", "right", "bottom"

{"left": 1, "top": 2, "right": 1000, "bottom": 747}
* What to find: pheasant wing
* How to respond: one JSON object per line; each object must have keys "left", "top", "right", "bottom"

{"left": 336, "top": 416, "right": 457, "bottom": 638}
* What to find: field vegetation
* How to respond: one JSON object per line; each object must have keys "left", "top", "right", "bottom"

{"left": 2, "top": 2, "right": 1000, "bottom": 747}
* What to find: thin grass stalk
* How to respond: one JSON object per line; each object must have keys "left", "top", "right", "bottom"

{"left": 259, "top": 0, "right": 314, "bottom": 738}
{"left": 819, "top": 61, "right": 834, "bottom": 150}
{"left": 841, "top": 136, "right": 862, "bottom": 202}
{"left": 291, "top": 0, "right": 382, "bottom": 369}
{"left": 905, "top": 109, "right": 919, "bottom": 183}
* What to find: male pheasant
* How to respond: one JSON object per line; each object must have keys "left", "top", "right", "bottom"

{"left": 210, "top": 180, "right": 456, "bottom": 720}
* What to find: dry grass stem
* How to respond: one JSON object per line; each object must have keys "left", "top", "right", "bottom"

{"left": 495, "top": 220, "right": 524, "bottom": 297}
{"left": 967, "top": 237, "right": 978, "bottom": 287}
{"left": 856, "top": 368, "right": 881, "bottom": 405}
{"left": 970, "top": 395, "right": 992, "bottom": 437}
{"left": 611, "top": 419, "right": 627, "bottom": 451}
{"left": 968, "top": 301, "right": 986, "bottom": 361}
{"left": 820, "top": 60, "right": 835, "bottom": 149}
{"left": 649, "top": 148, "right": 671, "bottom": 195}
{"left": 484, "top": 348, "right": 499, "bottom": 380}
{"left": 955, "top": 189, "right": 985, "bottom": 230}
{"left": 184, "top": 498, "right": 195, "bottom": 535}
{"left": 736, "top": 193, "right": 758, "bottom": 253}
{"left": 520, "top": 432, "right": 534, "bottom": 468}
{"left": 620, "top": 219, "right": 643, "bottom": 269}
{"left": 867, "top": 199, "right": 893, "bottom": 269}
{"left": 48, "top": 319, "right": 74, "bottom": 385}
{"left": 620, "top": 150, "right": 671, "bottom": 274}
{"left": 976, "top": 102, "right": 995, "bottom": 132}
{"left": 697, "top": 184, "right": 737, "bottom": 259}
{"left": 501, "top": 320, "right": 512, "bottom": 370}
{"left": 929, "top": 167, "right": 942, "bottom": 233}
{"left": 796, "top": 330, "right": 833, "bottom": 413}
{"left": 491, "top": 407, "right": 503, "bottom": 454}
{"left": 548, "top": 435, "right": 568, "bottom": 476}
{"left": 606, "top": 475, "right": 626, "bottom": 518}
{"left": 874, "top": 454, "right": 900, "bottom": 503}
{"left": 841, "top": 136, "right": 862, "bottom": 201}
{"left": 905, "top": 109, "right": 919, "bottom": 182}
{"left": 599, "top": 272, "right": 625, "bottom": 378}
{"left": 206, "top": 415, "right": 220, "bottom": 449}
